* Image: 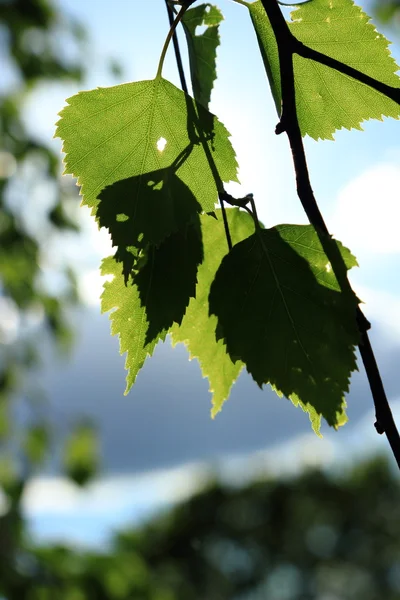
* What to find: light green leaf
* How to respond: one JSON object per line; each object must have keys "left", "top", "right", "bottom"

{"left": 209, "top": 224, "right": 360, "bottom": 431}
{"left": 101, "top": 256, "right": 167, "bottom": 393}
{"left": 248, "top": 0, "right": 400, "bottom": 139}
{"left": 182, "top": 3, "right": 224, "bottom": 108}
{"left": 55, "top": 78, "right": 238, "bottom": 239}
{"left": 171, "top": 208, "right": 255, "bottom": 416}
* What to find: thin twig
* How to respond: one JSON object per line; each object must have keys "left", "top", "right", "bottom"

{"left": 260, "top": 0, "right": 400, "bottom": 468}
{"left": 219, "top": 198, "right": 233, "bottom": 250}
{"left": 157, "top": 4, "right": 187, "bottom": 78}
{"left": 294, "top": 39, "right": 400, "bottom": 107}
{"left": 165, "top": 0, "right": 189, "bottom": 94}
{"left": 164, "top": 0, "right": 233, "bottom": 251}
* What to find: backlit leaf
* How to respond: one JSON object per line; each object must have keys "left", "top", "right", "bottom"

{"left": 134, "top": 220, "right": 203, "bottom": 343}
{"left": 248, "top": 0, "right": 400, "bottom": 139}
{"left": 209, "top": 224, "right": 359, "bottom": 430}
{"left": 56, "top": 77, "right": 238, "bottom": 256}
{"left": 182, "top": 3, "right": 224, "bottom": 108}
{"left": 171, "top": 208, "right": 254, "bottom": 416}
{"left": 101, "top": 256, "right": 167, "bottom": 392}
{"left": 96, "top": 170, "right": 202, "bottom": 282}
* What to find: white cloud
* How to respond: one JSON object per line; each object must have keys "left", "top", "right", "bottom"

{"left": 23, "top": 478, "right": 81, "bottom": 515}
{"left": 78, "top": 269, "right": 113, "bottom": 307}
{"left": 22, "top": 463, "right": 208, "bottom": 518}
{"left": 353, "top": 284, "right": 400, "bottom": 340}
{"left": 330, "top": 163, "right": 400, "bottom": 255}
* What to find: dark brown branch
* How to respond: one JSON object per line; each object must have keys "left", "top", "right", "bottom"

{"left": 293, "top": 39, "right": 400, "bottom": 107}
{"left": 265, "top": 0, "right": 400, "bottom": 107}
{"left": 165, "top": 0, "right": 189, "bottom": 94}
{"left": 260, "top": 0, "right": 400, "bottom": 468}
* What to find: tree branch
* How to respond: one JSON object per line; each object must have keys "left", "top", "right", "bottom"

{"left": 260, "top": 0, "right": 400, "bottom": 468}
{"left": 294, "top": 39, "right": 400, "bottom": 106}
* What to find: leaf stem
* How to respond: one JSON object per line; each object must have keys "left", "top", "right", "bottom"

{"left": 231, "top": 0, "right": 251, "bottom": 7}
{"left": 165, "top": 0, "right": 189, "bottom": 94}
{"left": 260, "top": 0, "right": 400, "bottom": 468}
{"left": 164, "top": 0, "right": 233, "bottom": 251}
{"left": 157, "top": 5, "right": 187, "bottom": 79}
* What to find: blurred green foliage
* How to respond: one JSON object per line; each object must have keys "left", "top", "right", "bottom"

{"left": 63, "top": 421, "right": 98, "bottom": 486}
{"left": 372, "top": 0, "right": 400, "bottom": 28}
{"left": 0, "top": 455, "right": 398, "bottom": 599}
{"left": 0, "top": 0, "right": 100, "bottom": 592}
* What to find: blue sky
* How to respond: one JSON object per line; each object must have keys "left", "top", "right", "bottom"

{"left": 13, "top": 0, "right": 400, "bottom": 545}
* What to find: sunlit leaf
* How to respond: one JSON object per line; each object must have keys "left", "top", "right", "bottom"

{"left": 171, "top": 208, "right": 254, "bottom": 416}
{"left": 56, "top": 77, "right": 238, "bottom": 256}
{"left": 182, "top": 3, "right": 224, "bottom": 108}
{"left": 101, "top": 256, "right": 167, "bottom": 392}
{"left": 248, "top": 0, "right": 400, "bottom": 139}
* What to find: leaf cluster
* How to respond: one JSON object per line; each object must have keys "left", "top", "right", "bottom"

{"left": 56, "top": 0, "right": 400, "bottom": 434}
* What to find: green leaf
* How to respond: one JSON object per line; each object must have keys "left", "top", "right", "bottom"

{"left": 63, "top": 422, "right": 98, "bottom": 486}
{"left": 182, "top": 3, "right": 224, "bottom": 108}
{"left": 171, "top": 208, "right": 255, "bottom": 416}
{"left": 101, "top": 256, "right": 167, "bottom": 392}
{"left": 23, "top": 424, "right": 49, "bottom": 466}
{"left": 247, "top": 2, "right": 282, "bottom": 115}
{"left": 97, "top": 170, "right": 202, "bottom": 282}
{"left": 0, "top": 396, "right": 10, "bottom": 440}
{"left": 134, "top": 221, "right": 203, "bottom": 343}
{"left": 209, "top": 224, "right": 360, "bottom": 430}
{"left": 56, "top": 77, "right": 238, "bottom": 250}
{"left": 248, "top": 0, "right": 400, "bottom": 139}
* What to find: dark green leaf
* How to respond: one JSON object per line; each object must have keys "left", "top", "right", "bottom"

{"left": 134, "top": 220, "right": 203, "bottom": 344}
{"left": 97, "top": 170, "right": 202, "bottom": 281}
{"left": 209, "top": 224, "right": 359, "bottom": 430}
{"left": 182, "top": 3, "right": 224, "bottom": 108}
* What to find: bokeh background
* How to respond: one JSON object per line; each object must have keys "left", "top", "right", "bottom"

{"left": 1, "top": 0, "right": 400, "bottom": 597}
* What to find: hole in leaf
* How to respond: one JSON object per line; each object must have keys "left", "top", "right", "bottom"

{"left": 156, "top": 137, "right": 167, "bottom": 152}
{"left": 116, "top": 213, "right": 129, "bottom": 222}
{"left": 195, "top": 24, "right": 208, "bottom": 36}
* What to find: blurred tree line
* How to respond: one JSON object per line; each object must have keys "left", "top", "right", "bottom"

{"left": 1, "top": 456, "right": 399, "bottom": 599}
{"left": 372, "top": 0, "right": 400, "bottom": 28}
{"left": 0, "top": 0, "right": 400, "bottom": 597}
{"left": 0, "top": 0, "right": 98, "bottom": 592}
